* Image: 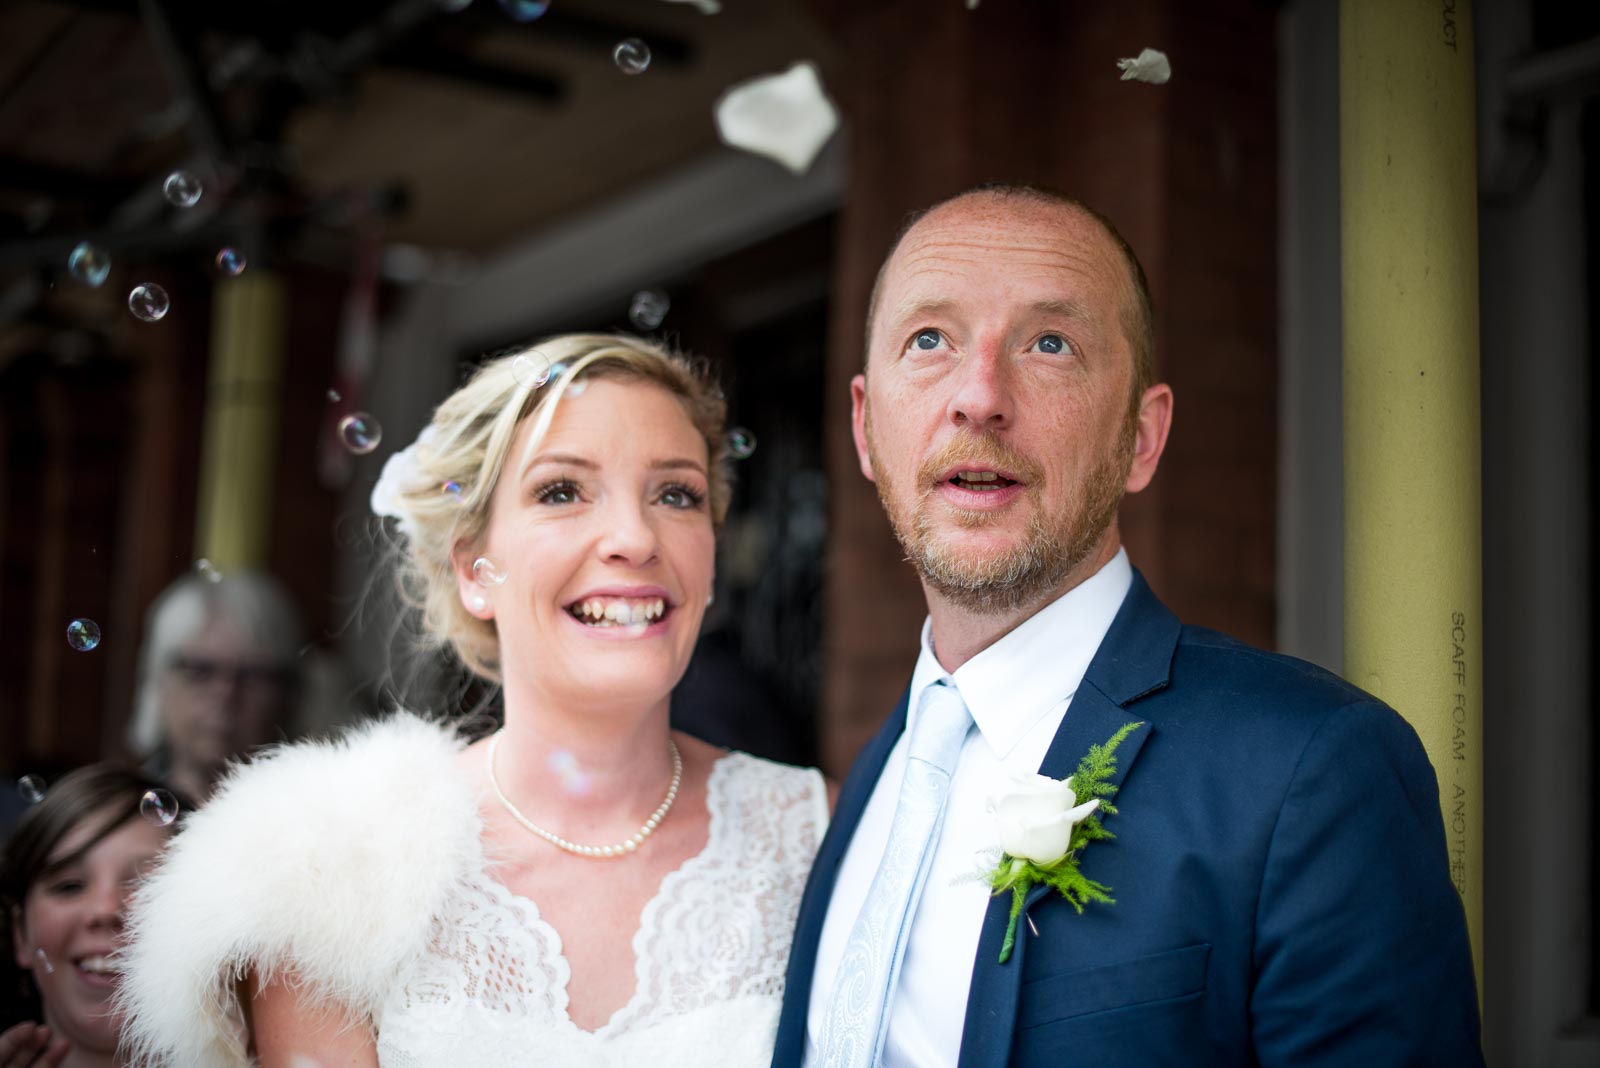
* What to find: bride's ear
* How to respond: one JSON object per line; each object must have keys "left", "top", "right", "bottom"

{"left": 451, "top": 540, "right": 494, "bottom": 619}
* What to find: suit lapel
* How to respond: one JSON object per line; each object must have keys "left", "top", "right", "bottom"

{"left": 957, "top": 570, "right": 1179, "bottom": 1068}
{"left": 771, "top": 687, "right": 911, "bottom": 1066}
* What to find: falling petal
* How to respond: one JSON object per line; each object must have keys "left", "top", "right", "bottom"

{"left": 1117, "top": 48, "right": 1171, "bottom": 85}
{"left": 714, "top": 61, "right": 839, "bottom": 175}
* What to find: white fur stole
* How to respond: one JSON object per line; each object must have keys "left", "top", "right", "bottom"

{"left": 118, "top": 714, "right": 480, "bottom": 1067}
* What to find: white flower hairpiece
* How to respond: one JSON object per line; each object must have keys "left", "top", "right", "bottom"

{"left": 369, "top": 350, "right": 583, "bottom": 541}
{"left": 370, "top": 425, "right": 438, "bottom": 540}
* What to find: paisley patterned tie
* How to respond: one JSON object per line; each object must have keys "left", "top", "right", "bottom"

{"left": 819, "top": 680, "right": 975, "bottom": 1066}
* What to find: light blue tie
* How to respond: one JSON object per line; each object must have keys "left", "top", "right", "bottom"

{"left": 820, "top": 680, "right": 975, "bottom": 1067}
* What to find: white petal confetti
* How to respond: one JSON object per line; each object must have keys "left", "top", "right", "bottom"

{"left": 1117, "top": 47, "right": 1171, "bottom": 85}
{"left": 714, "top": 61, "right": 839, "bottom": 175}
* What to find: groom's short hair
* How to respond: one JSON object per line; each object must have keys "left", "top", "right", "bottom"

{"left": 863, "top": 183, "right": 1157, "bottom": 407}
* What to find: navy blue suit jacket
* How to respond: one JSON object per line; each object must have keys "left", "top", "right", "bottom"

{"left": 774, "top": 572, "right": 1482, "bottom": 1067}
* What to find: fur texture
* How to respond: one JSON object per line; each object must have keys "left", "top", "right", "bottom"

{"left": 118, "top": 714, "right": 480, "bottom": 1067}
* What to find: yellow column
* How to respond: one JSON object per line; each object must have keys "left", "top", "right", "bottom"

{"left": 194, "top": 272, "right": 287, "bottom": 569}
{"left": 1340, "top": 0, "right": 1482, "bottom": 985}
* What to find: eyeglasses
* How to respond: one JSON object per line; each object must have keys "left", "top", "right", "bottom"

{"left": 166, "top": 656, "right": 296, "bottom": 692}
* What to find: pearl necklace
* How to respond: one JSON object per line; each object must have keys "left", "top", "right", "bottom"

{"left": 485, "top": 730, "right": 682, "bottom": 859}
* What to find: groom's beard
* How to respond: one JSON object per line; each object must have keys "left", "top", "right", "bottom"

{"left": 866, "top": 415, "right": 1135, "bottom": 615}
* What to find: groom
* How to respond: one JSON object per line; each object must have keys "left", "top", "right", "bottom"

{"left": 772, "top": 185, "right": 1482, "bottom": 1066}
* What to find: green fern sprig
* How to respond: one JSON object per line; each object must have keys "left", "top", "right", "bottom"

{"left": 989, "top": 720, "right": 1145, "bottom": 963}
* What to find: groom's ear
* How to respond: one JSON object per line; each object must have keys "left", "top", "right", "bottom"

{"left": 850, "top": 374, "right": 876, "bottom": 483}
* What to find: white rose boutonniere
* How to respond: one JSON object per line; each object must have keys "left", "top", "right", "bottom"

{"left": 991, "top": 774, "right": 1104, "bottom": 867}
{"left": 986, "top": 720, "right": 1146, "bottom": 963}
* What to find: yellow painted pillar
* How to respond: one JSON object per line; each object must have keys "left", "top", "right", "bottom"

{"left": 194, "top": 272, "right": 287, "bottom": 568}
{"left": 1340, "top": 0, "right": 1482, "bottom": 986}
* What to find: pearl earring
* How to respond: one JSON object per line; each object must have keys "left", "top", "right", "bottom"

{"left": 470, "top": 594, "right": 488, "bottom": 613}
{"left": 706, "top": 592, "right": 715, "bottom": 607}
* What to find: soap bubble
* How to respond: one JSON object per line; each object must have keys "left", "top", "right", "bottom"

{"left": 613, "top": 38, "right": 651, "bottom": 75}
{"left": 338, "top": 413, "right": 382, "bottom": 454}
{"left": 215, "top": 247, "right": 247, "bottom": 275}
{"left": 67, "top": 243, "right": 110, "bottom": 287}
{"left": 498, "top": 0, "right": 550, "bottom": 20}
{"left": 511, "top": 352, "right": 551, "bottom": 388}
{"left": 128, "top": 283, "right": 170, "bottom": 322}
{"left": 442, "top": 480, "right": 466, "bottom": 503}
{"left": 195, "top": 558, "right": 223, "bottom": 583}
{"left": 162, "top": 171, "right": 202, "bottom": 208}
{"left": 326, "top": 389, "right": 342, "bottom": 403}
{"left": 473, "top": 555, "right": 508, "bottom": 587}
{"left": 628, "top": 289, "right": 669, "bottom": 330}
{"left": 726, "top": 427, "right": 757, "bottom": 459}
{"left": 18, "top": 776, "right": 46, "bottom": 804}
{"left": 66, "top": 619, "right": 101, "bottom": 652}
{"left": 140, "top": 788, "right": 179, "bottom": 827}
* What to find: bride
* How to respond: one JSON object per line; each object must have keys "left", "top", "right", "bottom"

{"left": 118, "top": 335, "right": 830, "bottom": 1066}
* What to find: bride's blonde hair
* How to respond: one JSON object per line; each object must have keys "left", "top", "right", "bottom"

{"left": 375, "top": 333, "right": 730, "bottom": 682}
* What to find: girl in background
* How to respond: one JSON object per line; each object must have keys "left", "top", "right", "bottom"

{"left": 1, "top": 766, "right": 187, "bottom": 1068}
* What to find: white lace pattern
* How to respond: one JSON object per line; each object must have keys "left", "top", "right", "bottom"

{"left": 374, "top": 752, "right": 826, "bottom": 1067}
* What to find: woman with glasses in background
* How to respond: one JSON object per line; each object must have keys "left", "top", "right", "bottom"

{"left": 128, "top": 571, "right": 304, "bottom": 805}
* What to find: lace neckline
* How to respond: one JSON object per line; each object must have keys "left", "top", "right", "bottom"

{"left": 473, "top": 751, "right": 744, "bottom": 1038}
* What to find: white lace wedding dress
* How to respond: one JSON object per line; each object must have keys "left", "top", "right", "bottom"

{"left": 375, "top": 752, "right": 826, "bottom": 1066}
{"left": 118, "top": 715, "right": 827, "bottom": 1068}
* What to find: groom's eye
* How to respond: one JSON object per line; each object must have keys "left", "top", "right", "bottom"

{"left": 909, "top": 329, "right": 948, "bottom": 352}
{"left": 1030, "top": 332, "right": 1078, "bottom": 356}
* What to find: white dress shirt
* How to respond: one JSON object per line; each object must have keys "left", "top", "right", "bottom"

{"left": 804, "top": 550, "right": 1133, "bottom": 1067}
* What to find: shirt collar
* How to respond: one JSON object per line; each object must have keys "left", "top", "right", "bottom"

{"left": 907, "top": 549, "right": 1134, "bottom": 759}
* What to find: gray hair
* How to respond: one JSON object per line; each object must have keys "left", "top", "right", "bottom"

{"left": 128, "top": 571, "right": 305, "bottom": 756}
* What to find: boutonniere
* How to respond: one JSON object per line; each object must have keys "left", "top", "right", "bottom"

{"left": 986, "top": 721, "right": 1145, "bottom": 963}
